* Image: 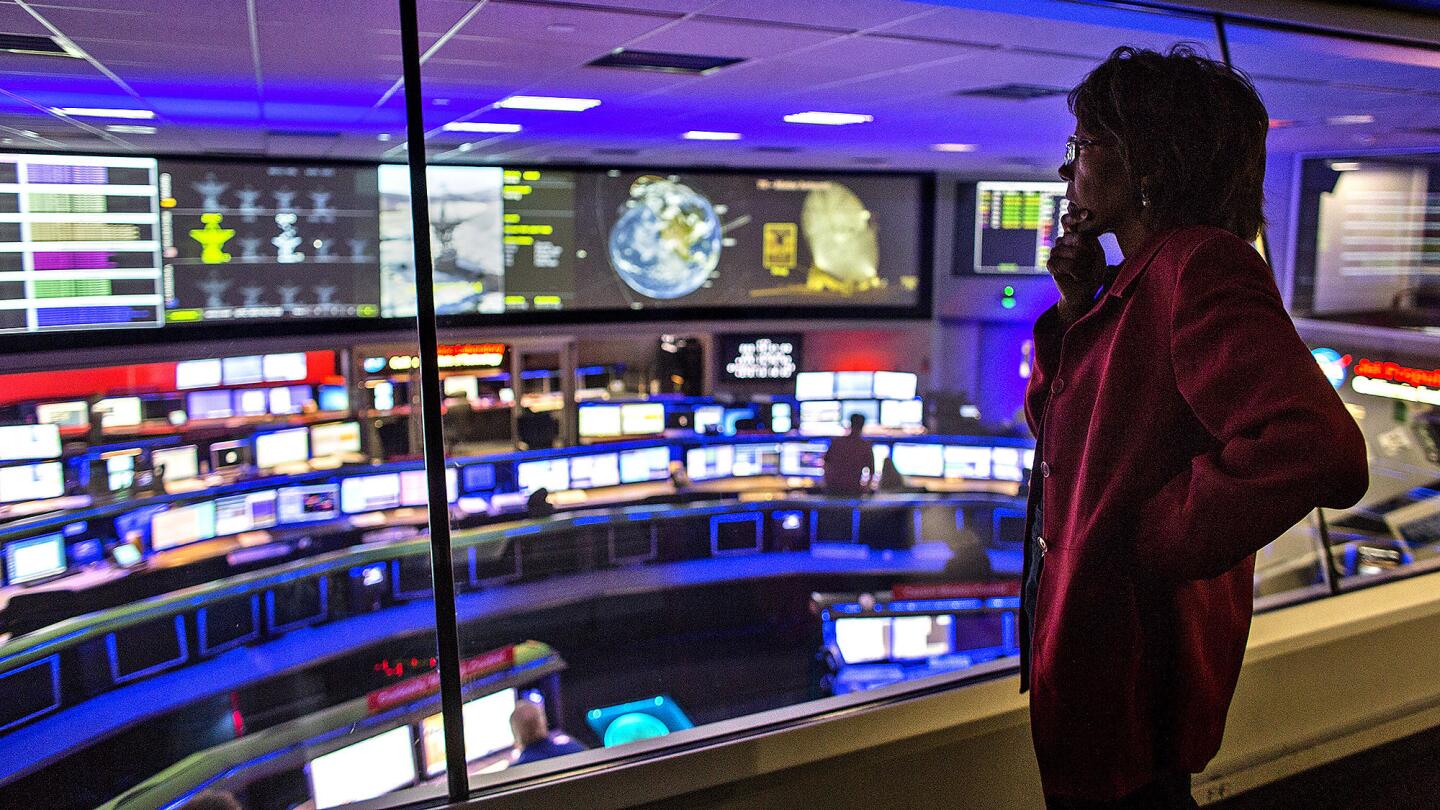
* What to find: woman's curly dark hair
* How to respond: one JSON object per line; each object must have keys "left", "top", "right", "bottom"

{"left": 1069, "top": 44, "right": 1269, "bottom": 241}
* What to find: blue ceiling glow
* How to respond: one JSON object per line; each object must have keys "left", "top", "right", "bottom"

{"left": 912, "top": 0, "right": 1218, "bottom": 37}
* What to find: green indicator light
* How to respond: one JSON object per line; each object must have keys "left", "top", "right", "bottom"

{"left": 1001, "top": 297, "right": 1017, "bottom": 310}
{"left": 1003, "top": 285, "right": 1015, "bottom": 296}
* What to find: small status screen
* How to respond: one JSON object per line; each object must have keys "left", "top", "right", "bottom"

{"left": 966, "top": 181, "right": 1068, "bottom": 274}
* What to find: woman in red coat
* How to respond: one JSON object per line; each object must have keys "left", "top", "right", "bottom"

{"left": 1022, "top": 45, "right": 1369, "bottom": 808}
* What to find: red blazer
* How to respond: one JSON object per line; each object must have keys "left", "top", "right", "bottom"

{"left": 1021, "top": 225, "right": 1368, "bottom": 800}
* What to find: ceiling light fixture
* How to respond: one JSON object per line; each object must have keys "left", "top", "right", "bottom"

{"left": 682, "top": 130, "right": 741, "bottom": 141}
{"left": 1327, "top": 114, "right": 1374, "bottom": 125}
{"left": 104, "top": 124, "right": 156, "bottom": 135}
{"left": 377, "top": 133, "right": 393, "bottom": 142}
{"left": 442, "top": 122, "right": 523, "bottom": 133}
{"left": 51, "top": 107, "right": 155, "bottom": 120}
{"left": 931, "top": 143, "right": 978, "bottom": 152}
{"left": 495, "top": 95, "right": 600, "bottom": 112}
{"left": 783, "top": 111, "right": 873, "bottom": 126}
{"left": 1327, "top": 161, "right": 1361, "bottom": 171}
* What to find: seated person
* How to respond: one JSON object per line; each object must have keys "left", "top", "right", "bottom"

{"left": 511, "top": 701, "right": 586, "bottom": 766}
{"left": 822, "top": 413, "right": 874, "bottom": 496}
{"left": 526, "top": 487, "right": 555, "bottom": 519}
{"left": 875, "top": 457, "right": 922, "bottom": 494}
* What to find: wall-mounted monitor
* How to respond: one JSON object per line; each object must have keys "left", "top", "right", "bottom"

{"left": 839, "top": 400, "right": 879, "bottom": 426}
{"left": 798, "top": 400, "right": 843, "bottom": 434}
{"left": 833, "top": 371, "right": 874, "bottom": 400}
{"left": 254, "top": 427, "right": 309, "bottom": 469}
{"left": 517, "top": 458, "right": 569, "bottom": 494}
{"left": 958, "top": 181, "right": 1068, "bottom": 274}
{"left": 795, "top": 371, "right": 835, "bottom": 401}
{"left": 307, "top": 725, "right": 416, "bottom": 810}
{"left": 0, "top": 461, "right": 64, "bottom": 503}
{"left": 619, "top": 446, "right": 670, "bottom": 484}
{"left": 310, "top": 421, "right": 361, "bottom": 458}
{"left": 340, "top": 473, "right": 402, "bottom": 514}
{"left": 175, "top": 358, "right": 223, "bottom": 390}
{"left": 620, "top": 402, "right": 664, "bottom": 436}
{"left": 277, "top": 484, "right": 339, "bottom": 523}
{"left": 569, "top": 453, "right": 621, "bottom": 489}
{"left": 159, "top": 159, "right": 382, "bottom": 326}
{"left": 4, "top": 533, "right": 66, "bottom": 585}
{"left": 719, "top": 333, "right": 802, "bottom": 382}
{"left": 221, "top": 355, "right": 264, "bottom": 386}
{"left": 35, "top": 401, "right": 89, "bottom": 429}
{"left": 0, "top": 424, "right": 62, "bottom": 461}
{"left": 150, "top": 501, "right": 217, "bottom": 551}
{"left": 577, "top": 404, "right": 622, "bottom": 438}
{"left": 879, "top": 398, "right": 924, "bottom": 429}
{"left": 872, "top": 371, "right": 918, "bottom": 401}
{"left": 151, "top": 445, "right": 200, "bottom": 482}
{"left": 262, "top": 352, "right": 308, "bottom": 381}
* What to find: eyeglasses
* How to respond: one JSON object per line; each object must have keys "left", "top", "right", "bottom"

{"left": 1064, "top": 135, "right": 1107, "bottom": 166}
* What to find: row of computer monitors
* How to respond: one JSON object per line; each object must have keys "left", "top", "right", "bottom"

{"left": 0, "top": 438, "right": 1033, "bottom": 588}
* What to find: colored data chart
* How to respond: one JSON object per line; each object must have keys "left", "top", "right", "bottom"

{"left": 0, "top": 154, "right": 163, "bottom": 334}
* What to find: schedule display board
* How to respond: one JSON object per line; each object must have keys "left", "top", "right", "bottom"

{"left": 954, "top": 180, "right": 1068, "bottom": 275}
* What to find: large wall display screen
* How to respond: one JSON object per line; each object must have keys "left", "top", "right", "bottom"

{"left": 1293, "top": 155, "right": 1440, "bottom": 321}
{"left": 0, "top": 153, "right": 164, "bottom": 334}
{"left": 158, "top": 160, "right": 381, "bottom": 323}
{"left": 568, "top": 171, "right": 922, "bottom": 311}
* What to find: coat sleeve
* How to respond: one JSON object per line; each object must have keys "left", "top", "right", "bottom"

{"left": 1024, "top": 304, "right": 1068, "bottom": 436}
{"left": 1135, "top": 234, "right": 1370, "bottom": 582}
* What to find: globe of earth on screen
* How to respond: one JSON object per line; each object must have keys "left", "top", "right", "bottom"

{"left": 608, "top": 176, "right": 722, "bottom": 300}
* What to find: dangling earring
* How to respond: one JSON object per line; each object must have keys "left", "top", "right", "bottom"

{"left": 1140, "top": 189, "right": 1151, "bottom": 209}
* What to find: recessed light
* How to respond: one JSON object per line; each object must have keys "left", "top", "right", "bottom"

{"left": 683, "top": 130, "right": 742, "bottom": 141}
{"left": 783, "top": 111, "right": 872, "bottom": 126}
{"left": 443, "top": 122, "right": 523, "bottom": 133}
{"left": 1327, "top": 114, "right": 1374, "bottom": 125}
{"left": 377, "top": 133, "right": 393, "bottom": 142}
{"left": 1327, "top": 161, "right": 1361, "bottom": 171}
{"left": 50, "top": 107, "right": 155, "bottom": 119}
{"left": 546, "top": 23, "right": 577, "bottom": 34}
{"left": 931, "top": 143, "right": 977, "bottom": 152}
{"left": 458, "top": 142, "right": 475, "bottom": 152}
{"left": 105, "top": 124, "right": 156, "bottom": 135}
{"left": 495, "top": 95, "right": 601, "bottom": 112}
{"left": 433, "top": 98, "right": 451, "bottom": 106}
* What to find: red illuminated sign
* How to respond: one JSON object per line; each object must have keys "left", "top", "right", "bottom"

{"left": 365, "top": 645, "right": 516, "bottom": 714}
{"left": 1353, "top": 359, "right": 1440, "bottom": 389}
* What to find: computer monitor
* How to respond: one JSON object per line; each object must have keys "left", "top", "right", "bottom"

{"left": 872, "top": 371, "right": 918, "bottom": 401}
{"left": 620, "top": 403, "right": 665, "bottom": 436}
{"left": 570, "top": 453, "right": 621, "bottom": 489}
{"left": 798, "top": 400, "right": 842, "bottom": 432}
{"left": 769, "top": 402, "right": 792, "bottom": 433}
{"left": 890, "top": 443, "right": 944, "bottom": 477}
{"left": 4, "top": 533, "right": 66, "bottom": 586}
{"left": 0, "top": 462, "right": 64, "bottom": 503}
{"left": 277, "top": 484, "right": 339, "bottom": 524}
{"left": 779, "top": 441, "right": 827, "bottom": 477}
{"left": 462, "top": 463, "right": 496, "bottom": 492}
{"left": 686, "top": 445, "right": 735, "bottom": 481}
{"left": 578, "top": 405, "right": 622, "bottom": 438}
{"left": 311, "top": 421, "right": 362, "bottom": 458}
{"left": 834, "top": 371, "right": 874, "bottom": 400}
{"left": 890, "top": 614, "right": 955, "bottom": 660}
{"left": 943, "top": 445, "right": 992, "bottom": 479}
{"left": 421, "top": 688, "right": 520, "bottom": 777}
{"left": 517, "top": 458, "right": 569, "bottom": 494}
{"left": 105, "top": 453, "right": 136, "bottom": 491}
{"left": 443, "top": 375, "right": 479, "bottom": 400}
{"left": 308, "top": 726, "right": 417, "bottom": 810}
{"left": 0, "top": 424, "right": 61, "bottom": 461}
{"left": 991, "top": 447, "right": 1024, "bottom": 482}
{"left": 879, "top": 399, "right": 923, "bottom": 429}
{"left": 186, "top": 390, "right": 234, "bottom": 420}
{"left": 221, "top": 355, "right": 265, "bottom": 386}
{"left": 839, "top": 400, "right": 880, "bottom": 426}
{"left": 691, "top": 405, "right": 723, "bottom": 435}
{"left": 150, "top": 501, "right": 217, "bottom": 551}
{"left": 834, "top": 616, "right": 891, "bottom": 664}
{"left": 268, "top": 385, "right": 314, "bottom": 416}
{"left": 340, "top": 473, "right": 402, "bottom": 514}
{"left": 584, "top": 695, "right": 693, "bottom": 748}
{"left": 263, "top": 352, "right": 308, "bottom": 382}
{"left": 214, "top": 490, "right": 278, "bottom": 536}
{"left": 398, "top": 469, "right": 429, "bottom": 506}
{"left": 972, "top": 181, "right": 1068, "bottom": 273}
{"left": 93, "top": 397, "right": 142, "bottom": 428}
{"left": 254, "top": 427, "right": 310, "bottom": 469}
{"left": 732, "top": 443, "right": 780, "bottom": 477}
{"left": 233, "top": 388, "right": 269, "bottom": 417}
{"left": 619, "top": 446, "right": 670, "bottom": 484}
{"left": 209, "top": 440, "right": 247, "bottom": 472}
{"left": 35, "top": 400, "right": 89, "bottom": 429}
{"left": 317, "top": 385, "right": 349, "bottom": 412}
{"left": 795, "top": 371, "right": 835, "bottom": 401}
{"left": 111, "top": 542, "right": 142, "bottom": 568}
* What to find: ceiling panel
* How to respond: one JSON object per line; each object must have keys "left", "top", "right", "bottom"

{"left": 700, "top": 0, "right": 940, "bottom": 31}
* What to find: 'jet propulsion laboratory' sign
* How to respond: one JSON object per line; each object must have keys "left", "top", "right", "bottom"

{"left": 720, "top": 333, "right": 802, "bottom": 382}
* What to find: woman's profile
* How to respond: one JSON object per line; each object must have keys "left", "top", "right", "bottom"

{"left": 1022, "top": 44, "right": 1369, "bottom": 808}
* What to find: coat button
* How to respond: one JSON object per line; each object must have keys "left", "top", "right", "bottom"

{"left": 1052, "top": 377, "right": 1065, "bottom": 394}
{"left": 1040, "top": 461, "right": 1051, "bottom": 478}
{"left": 1037, "top": 537, "right": 1047, "bottom": 554}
